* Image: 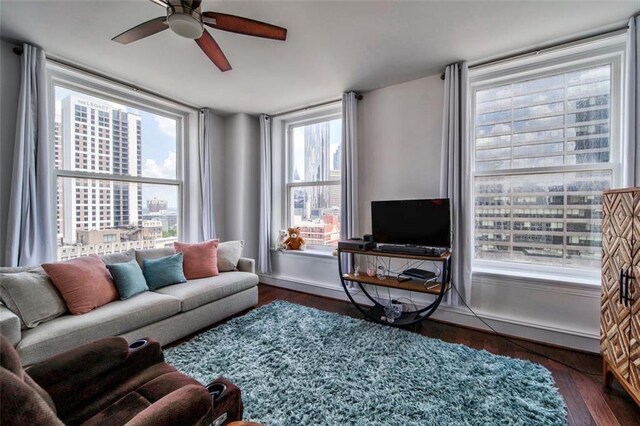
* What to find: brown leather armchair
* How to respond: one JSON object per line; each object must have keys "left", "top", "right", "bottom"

{"left": 0, "top": 335, "right": 211, "bottom": 425}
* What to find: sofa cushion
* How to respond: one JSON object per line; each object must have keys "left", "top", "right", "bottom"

{"left": 217, "top": 240, "right": 244, "bottom": 272}
{"left": 174, "top": 240, "right": 219, "bottom": 279}
{"left": 156, "top": 272, "right": 259, "bottom": 312}
{"left": 135, "top": 248, "right": 175, "bottom": 269}
{"left": 16, "top": 292, "right": 181, "bottom": 366}
{"left": 143, "top": 254, "right": 187, "bottom": 291}
{"left": 0, "top": 267, "right": 67, "bottom": 328}
{"left": 99, "top": 249, "right": 136, "bottom": 265}
{"left": 107, "top": 260, "right": 149, "bottom": 300}
{"left": 42, "top": 256, "right": 119, "bottom": 315}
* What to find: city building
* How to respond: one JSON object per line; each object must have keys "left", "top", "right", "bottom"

{"left": 473, "top": 74, "right": 611, "bottom": 268}
{"left": 57, "top": 95, "right": 141, "bottom": 244}
{"left": 296, "top": 211, "right": 340, "bottom": 246}
{"left": 54, "top": 115, "right": 63, "bottom": 240}
{"left": 147, "top": 197, "right": 168, "bottom": 213}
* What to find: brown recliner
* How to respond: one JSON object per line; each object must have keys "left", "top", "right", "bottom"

{"left": 0, "top": 335, "right": 212, "bottom": 425}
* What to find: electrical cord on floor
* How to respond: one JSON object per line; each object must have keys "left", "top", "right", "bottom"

{"left": 447, "top": 280, "right": 601, "bottom": 378}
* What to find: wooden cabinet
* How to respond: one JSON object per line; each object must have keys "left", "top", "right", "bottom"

{"left": 601, "top": 188, "right": 640, "bottom": 405}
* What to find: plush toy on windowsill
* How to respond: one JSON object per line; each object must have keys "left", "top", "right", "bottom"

{"left": 275, "top": 229, "right": 289, "bottom": 251}
{"left": 283, "top": 227, "right": 307, "bottom": 251}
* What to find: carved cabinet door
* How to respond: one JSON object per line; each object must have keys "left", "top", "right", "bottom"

{"left": 629, "top": 268, "right": 640, "bottom": 388}
{"left": 601, "top": 191, "right": 634, "bottom": 379}
{"left": 629, "top": 193, "right": 640, "bottom": 388}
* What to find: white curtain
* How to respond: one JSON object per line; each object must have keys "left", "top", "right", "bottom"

{"left": 198, "top": 108, "right": 217, "bottom": 240}
{"left": 440, "top": 62, "right": 472, "bottom": 305}
{"left": 341, "top": 92, "right": 359, "bottom": 277}
{"left": 623, "top": 15, "right": 640, "bottom": 186}
{"left": 258, "top": 114, "right": 272, "bottom": 274}
{"left": 5, "top": 44, "right": 55, "bottom": 266}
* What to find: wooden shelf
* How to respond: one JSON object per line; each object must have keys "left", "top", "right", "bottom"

{"left": 342, "top": 273, "right": 446, "bottom": 295}
{"left": 339, "top": 247, "right": 451, "bottom": 261}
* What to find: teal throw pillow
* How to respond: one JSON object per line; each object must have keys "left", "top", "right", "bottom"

{"left": 106, "top": 259, "right": 149, "bottom": 300}
{"left": 143, "top": 253, "right": 187, "bottom": 290}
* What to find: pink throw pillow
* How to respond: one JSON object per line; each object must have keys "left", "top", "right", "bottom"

{"left": 174, "top": 240, "right": 219, "bottom": 279}
{"left": 42, "top": 256, "right": 118, "bottom": 315}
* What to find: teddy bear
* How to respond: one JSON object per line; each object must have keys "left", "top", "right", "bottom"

{"left": 282, "top": 227, "right": 306, "bottom": 251}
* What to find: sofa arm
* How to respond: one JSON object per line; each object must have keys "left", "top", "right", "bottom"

{"left": 0, "top": 304, "right": 21, "bottom": 345}
{"left": 125, "top": 385, "right": 212, "bottom": 426}
{"left": 28, "top": 337, "right": 164, "bottom": 415}
{"left": 237, "top": 257, "right": 255, "bottom": 274}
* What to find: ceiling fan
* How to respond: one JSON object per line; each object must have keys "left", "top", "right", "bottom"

{"left": 112, "top": 0, "right": 287, "bottom": 72}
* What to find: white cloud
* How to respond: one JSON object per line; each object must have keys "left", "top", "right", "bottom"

{"left": 143, "top": 152, "right": 176, "bottom": 179}
{"left": 154, "top": 115, "right": 177, "bottom": 138}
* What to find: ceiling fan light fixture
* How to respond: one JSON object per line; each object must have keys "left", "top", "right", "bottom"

{"left": 167, "top": 6, "right": 203, "bottom": 39}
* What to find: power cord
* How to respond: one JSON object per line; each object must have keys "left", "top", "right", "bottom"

{"left": 447, "top": 280, "right": 601, "bottom": 378}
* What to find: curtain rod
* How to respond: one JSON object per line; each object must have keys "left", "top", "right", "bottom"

{"left": 13, "top": 46, "right": 200, "bottom": 110}
{"left": 268, "top": 93, "right": 363, "bottom": 119}
{"left": 439, "top": 22, "right": 630, "bottom": 80}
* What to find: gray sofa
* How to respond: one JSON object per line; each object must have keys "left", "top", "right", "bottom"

{"left": 0, "top": 247, "right": 259, "bottom": 366}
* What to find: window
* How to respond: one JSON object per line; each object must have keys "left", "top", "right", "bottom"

{"left": 470, "top": 36, "right": 625, "bottom": 278}
{"left": 52, "top": 74, "right": 184, "bottom": 261}
{"left": 285, "top": 112, "right": 342, "bottom": 248}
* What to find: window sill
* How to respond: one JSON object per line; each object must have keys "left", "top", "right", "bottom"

{"left": 473, "top": 265, "right": 601, "bottom": 289}
{"left": 271, "top": 248, "right": 337, "bottom": 259}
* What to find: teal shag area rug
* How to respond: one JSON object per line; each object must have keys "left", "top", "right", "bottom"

{"left": 164, "top": 301, "right": 567, "bottom": 425}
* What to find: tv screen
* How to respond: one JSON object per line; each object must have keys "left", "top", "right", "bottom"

{"left": 371, "top": 199, "right": 451, "bottom": 247}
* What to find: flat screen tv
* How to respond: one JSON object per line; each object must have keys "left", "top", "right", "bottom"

{"left": 371, "top": 198, "right": 451, "bottom": 247}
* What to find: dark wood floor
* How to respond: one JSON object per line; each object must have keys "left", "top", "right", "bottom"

{"left": 253, "top": 284, "right": 640, "bottom": 426}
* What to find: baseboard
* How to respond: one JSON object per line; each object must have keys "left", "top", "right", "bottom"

{"left": 259, "top": 274, "right": 600, "bottom": 353}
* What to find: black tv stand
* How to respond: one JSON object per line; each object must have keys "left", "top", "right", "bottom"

{"left": 337, "top": 247, "right": 451, "bottom": 326}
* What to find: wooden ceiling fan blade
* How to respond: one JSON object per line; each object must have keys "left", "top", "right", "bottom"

{"left": 202, "top": 12, "right": 287, "bottom": 41}
{"left": 195, "top": 30, "right": 232, "bottom": 72}
{"left": 112, "top": 17, "right": 168, "bottom": 44}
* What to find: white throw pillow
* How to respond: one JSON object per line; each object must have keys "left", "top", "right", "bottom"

{"left": 217, "top": 241, "right": 244, "bottom": 272}
{"left": 0, "top": 267, "right": 67, "bottom": 328}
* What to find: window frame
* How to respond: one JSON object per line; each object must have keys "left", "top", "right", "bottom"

{"left": 280, "top": 103, "right": 342, "bottom": 251}
{"left": 468, "top": 34, "right": 626, "bottom": 283}
{"left": 47, "top": 62, "right": 193, "bottom": 256}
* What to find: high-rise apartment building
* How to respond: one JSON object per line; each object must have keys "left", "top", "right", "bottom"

{"left": 303, "top": 122, "right": 330, "bottom": 213}
{"left": 473, "top": 65, "right": 612, "bottom": 268}
{"left": 57, "top": 95, "right": 141, "bottom": 243}
{"left": 54, "top": 117, "right": 63, "bottom": 240}
{"left": 112, "top": 109, "right": 142, "bottom": 227}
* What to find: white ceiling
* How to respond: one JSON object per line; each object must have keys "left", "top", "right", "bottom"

{"left": 1, "top": 1, "right": 638, "bottom": 114}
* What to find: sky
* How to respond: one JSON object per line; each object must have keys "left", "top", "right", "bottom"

{"left": 55, "top": 86, "right": 178, "bottom": 209}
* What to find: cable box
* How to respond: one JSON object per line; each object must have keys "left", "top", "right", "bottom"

{"left": 338, "top": 240, "right": 376, "bottom": 251}
{"left": 401, "top": 268, "right": 437, "bottom": 280}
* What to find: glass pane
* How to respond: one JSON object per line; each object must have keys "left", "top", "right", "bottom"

{"left": 474, "top": 170, "right": 611, "bottom": 269}
{"left": 289, "top": 185, "right": 340, "bottom": 247}
{"left": 474, "top": 64, "right": 612, "bottom": 173}
{"left": 513, "top": 88, "right": 564, "bottom": 108}
{"left": 289, "top": 118, "right": 342, "bottom": 183}
{"left": 54, "top": 86, "right": 177, "bottom": 179}
{"left": 56, "top": 177, "right": 179, "bottom": 261}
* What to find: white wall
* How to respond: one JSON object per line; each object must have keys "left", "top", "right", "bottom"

{"left": 221, "top": 113, "right": 260, "bottom": 261}
{"left": 262, "top": 72, "right": 602, "bottom": 353}
{"left": 357, "top": 74, "right": 444, "bottom": 232}
{"left": 0, "top": 41, "right": 22, "bottom": 261}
